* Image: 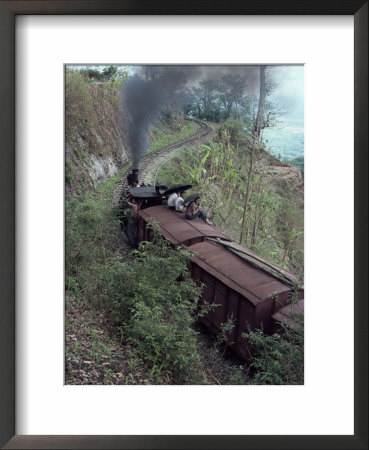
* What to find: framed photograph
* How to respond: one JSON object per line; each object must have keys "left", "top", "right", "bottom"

{"left": 1, "top": 1, "right": 367, "bottom": 449}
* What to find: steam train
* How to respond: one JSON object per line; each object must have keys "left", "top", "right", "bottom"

{"left": 123, "top": 180, "right": 304, "bottom": 360}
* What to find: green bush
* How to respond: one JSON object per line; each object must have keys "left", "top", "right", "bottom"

{"left": 245, "top": 315, "right": 304, "bottom": 385}
{"left": 220, "top": 118, "right": 245, "bottom": 144}
{"left": 65, "top": 70, "right": 93, "bottom": 138}
{"left": 65, "top": 176, "right": 121, "bottom": 299}
{"left": 98, "top": 227, "right": 204, "bottom": 383}
{"left": 66, "top": 177, "right": 204, "bottom": 382}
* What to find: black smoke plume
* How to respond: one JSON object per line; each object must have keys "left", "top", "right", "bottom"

{"left": 122, "top": 67, "right": 192, "bottom": 165}
{"left": 122, "top": 65, "right": 261, "bottom": 165}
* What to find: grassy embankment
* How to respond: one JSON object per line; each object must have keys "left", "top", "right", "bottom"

{"left": 147, "top": 119, "right": 199, "bottom": 152}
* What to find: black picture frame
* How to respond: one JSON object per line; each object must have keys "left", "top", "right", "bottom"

{"left": 0, "top": 1, "right": 367, "bottom": 449}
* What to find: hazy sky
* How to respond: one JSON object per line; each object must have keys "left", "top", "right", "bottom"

{"left": 268, "top": 65, "right": 304, "bottom": 125}
{"left": 263, "top": 65, "right": 304, "bottom": 160}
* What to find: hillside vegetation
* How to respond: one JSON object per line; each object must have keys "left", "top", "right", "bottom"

{"left": 65, "top": 67, "right": 304, "bottom": 385}
{"left": 157, "top": 119, "right": 304, "bottom": 276}
{"left": 65, "top": 70, "right": 130, "bottom": 196}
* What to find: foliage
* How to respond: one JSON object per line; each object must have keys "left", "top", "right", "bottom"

{"left": 245, "top": 314, "right": 304, "bottom": 385}
{"left": 65, "top": 68, "right": 130, "bottom": 195}
{"left": 65, "top": 70, "right": 94, "bottom": 140}
{"left": 219, "top": 118, "right": 245, "bottom": 143}
{"left": 276, "top": 196, "right": 304, "bottom": 272}
{"left": 228, "top": 365, "right": 247, "bottom": 385}
{"left": 216, "top": 317, "right": 236, "bottom": 356}
{"left": 183, "top": 74, "right": 248, "bottom": 122}
{"left": 65, "top": 68, "right": 125, "bottom": 151}
{"left": 156, "top": 121, "right": 304, "bottom": 274}
{"left": 101, "top": 226, "right": 203, "bottom": 383}
{"left": 66, "top": 177, "right": 204, "bottom": 383}
{"left": 181, "top": 146, "right": 212, "bottom": 190}
{"left": 65, "top": 175, "right": 121, "bottom": 299}
{"left": 147, "top": 119, "right": 198, "bottom": 153}
{"left": 161, "top": 107, "right": 185, "bottom": 131}
{"left": 74, "top": 65, "right": 129, "bottom": 82}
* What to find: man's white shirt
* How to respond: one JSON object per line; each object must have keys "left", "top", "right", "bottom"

{"left": 168, "top": 192, "right": 178, "bottom": 207}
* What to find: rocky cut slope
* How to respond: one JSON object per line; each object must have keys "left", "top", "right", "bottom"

{"left": 65, "top": 70, "right": 130, "bottom": 197}
{"left": 254, "top": 149, "right": 304, "bottom": 208}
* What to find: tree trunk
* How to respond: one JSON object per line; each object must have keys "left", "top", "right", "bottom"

{"left": 253, "top": 65, "right": 266, "bottom": 141}
{"left": 250, "top": 175, "right": 263, "bottom": 246}
{"left": 282, "top": 242, "right": 291, "bottom": 265}
{"left": 239, "top": 65, "right": 266, "bottom": 245}
{"left": 239, "top": 136, "right": 256, "bottom": 244}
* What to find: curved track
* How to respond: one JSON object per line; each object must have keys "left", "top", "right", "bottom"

{"left": 112, "top": 119, "right": 215, "bottom": 206}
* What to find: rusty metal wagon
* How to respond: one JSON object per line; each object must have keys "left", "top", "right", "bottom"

{"left": 130, "top": 192, "right": 304, "bottom": 360}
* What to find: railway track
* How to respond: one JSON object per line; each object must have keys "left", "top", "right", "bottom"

{"left": 112, "top": 119, "right": 215, "bottom": 206}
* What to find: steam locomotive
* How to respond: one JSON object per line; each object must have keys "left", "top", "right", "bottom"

{"left": 122, "top": 180, "right": 304, "bottom": 360}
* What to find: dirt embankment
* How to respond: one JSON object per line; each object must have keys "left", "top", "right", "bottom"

{"left": 254, "top": 150, "right": 304, "bottom": 206}
{"left": 65, "top": 73, "right": 130, "bottom": 197}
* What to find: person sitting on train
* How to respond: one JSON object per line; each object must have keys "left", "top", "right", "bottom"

{"left": 127, "top": 198, "right": 138, "bottom": 221}
{"left": 185, "top": 196, "right": 212, "bottom": 224}
{"left": 167, "top": 190, "right": 179, "bottom": 210}
{"left": 175, "top": 191, "right": 186, "bottom": 212}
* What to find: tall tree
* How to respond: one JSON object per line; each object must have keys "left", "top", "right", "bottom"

{"left": 218, "top": 74, "right": 247, "bottom": 120}
{"left": 253, "top": 65, "right": 266, "bottom": 140}
{"left": 239, "top": 65, "right": 266, "bottom": 244}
